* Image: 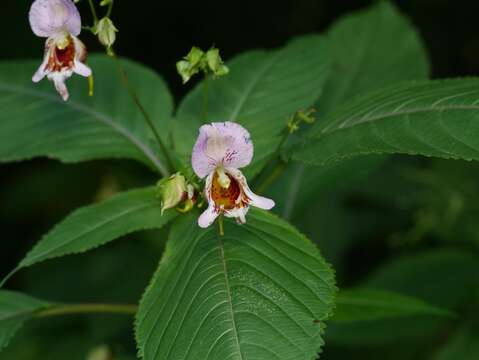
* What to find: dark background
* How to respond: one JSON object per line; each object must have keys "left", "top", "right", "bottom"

{"left": 1, "top": 0, "right": 479, "bottom": 358}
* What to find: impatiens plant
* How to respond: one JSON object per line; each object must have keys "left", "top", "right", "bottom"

{"left": 1, "top": 0, "right": 479, "bottom": 359}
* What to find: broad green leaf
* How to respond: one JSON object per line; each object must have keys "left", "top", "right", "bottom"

{"left": 1, "top": 187, "right": 177, "bottom": 287}
{"left": 173, "top": 35, "right": 331, "bottom": 177}
{"left": 274, "top": 1, "right": 429, "bottom": 219}
{"left": 294, "top": 79, "right": 479, "bottom": 166}
{"left": 332, "top": 288, "right": 453, "bottom": 323}
{"left": 136, "top": 210, "right": 336, "bottom": 360}
{"left": 0, "top": 55, "right": 172, "bottom": 175}
{"left": 0, "top": 290, "right": 49, "bottom": 350}
{"left": 317, "top": 1, "right": 429, "bottom": 114}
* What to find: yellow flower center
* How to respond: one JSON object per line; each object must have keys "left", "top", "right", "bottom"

{"left": 211, "top": 170, "right": 240, "bottom": 210}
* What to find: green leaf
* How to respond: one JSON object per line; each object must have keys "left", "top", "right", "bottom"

{"left": 273, "top": 1, "right": 429, "bottom": 220}
{"left": 318, "top": 1, "right": 429, "bottom": 114}
{"left": 1, "top": 187, "right": 177, "bottom": 287}
{"left": 173, "top": 34, "right": 331, "bottom": 177}
{"left": 0, "top": 290, "right": 49, "bottom": 350}
{"left": 0, "top": 55, "right": 173, "bottom": 174}
{"left": 332, "top": 288, "right": 454, "bottom": 323}
{"left": 135, "top": 210, "right": 336, "bottom": 360}
{"left": 294, "top": 79, "right": 479, "bottom": 166}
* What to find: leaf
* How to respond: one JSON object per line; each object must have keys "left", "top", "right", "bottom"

{"left": 173, "top": 35, "right": 331, "bottom": 177}
{"left": 135, "top": 210, "right": 336, "bottom": 360}
{"left": 274, "top": 1, "right": 429, "bottom": 220}
{"left": 1, "top": 187, "right": 177, "bottom": 287}
{"left": 0, "top": 290, "right": 49, "bottom": 350}
{"left": 0, "top": 55, "right": 173, "bottom": 174}
{"left": 331, "top": 288, "right": 454, "bottom": 323}
{"left": 294, "top": 79, "right": 479, "bottom": 166}
{"left": 317, "top": 1, "right": 429, "bottom": 115}
{"left": 326, "top": 249, "right": 479, "bottom": 346}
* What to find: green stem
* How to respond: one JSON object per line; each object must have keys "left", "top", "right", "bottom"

{"left": 203, "top": 75, "right": 209, "bottom": 121}
{"left": 218, "top": 215, "right": 225, "bottom": 236}
{"left": 87, "top": 0, "right": 99, "bottom": 23}
{"left": 111, "top": 53, "right": 174, "bottom": 177}
{"left": 106, "top": 0, "right": 114, "bottom": 17}
{"left": 36, "top": 303, "right": 138, "bottom": 318}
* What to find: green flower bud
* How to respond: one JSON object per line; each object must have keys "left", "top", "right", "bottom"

{"left": 86, "top": 345, "right": 112, "bottom": 360}
{"left": 176, "top": 47, "right": 205, "bottom": 84}
{"left": 206, "top": 48, "right": 229, "bottom": 77}
{"left": 100, "top": 0, "right": 113, "bottom": 6}
{"left": 157, "top": 173, "right": 196, "bottom": 214}
{"left": 95, "top": 17, "right": 118, "bottom": 50}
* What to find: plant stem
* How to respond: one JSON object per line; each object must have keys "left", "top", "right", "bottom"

{"left": 87, "top": 0, "right": 99, "bottom": 23}
{"left": 106, "top": 0, "right": 114, "bottom": 17}
{"left": 203, "top": 75, "right": 209, "bottom": 121}
{"left": 218, "top": 215, "right": 225, "bottom": 236}
{"left": 111, "top": 53, "right": 173, "bottom": 177}
{"left": 36, "top": 303, "right": 138, "bottom": 318}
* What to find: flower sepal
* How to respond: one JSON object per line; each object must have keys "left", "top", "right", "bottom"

{"left": 156, "top": 173, "right": 197, "bottom": 215}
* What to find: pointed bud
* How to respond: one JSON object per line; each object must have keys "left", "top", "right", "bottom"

{"left": 100, "top": 0, "right": 113, "bottom": 6}
{"left": 176, "top": 47, "right": 204, "bottom": 84}
{"left": 94, "top": 17, "right": 118, "bottom": 50}
{"left": 157, "top": 173, "right": 197, "bottom": 214}
{"left": 206, "top": 48, "right": 229, "bottom": 77}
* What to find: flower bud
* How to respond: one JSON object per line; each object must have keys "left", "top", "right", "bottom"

{"left": 157, "top": 173, "right": 196, "bottom": 214}
{"left": 95, "top": 17, "right": 118, "bottom": 50}
{"left": 206, "top": 48, "right": 229, "bottom": 77}
{"left": 176, "top": 47, "right": 204, "bottom": 84}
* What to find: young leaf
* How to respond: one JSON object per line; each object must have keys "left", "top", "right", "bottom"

{"left": 135, "top": 210, "right": 336, "bottom": 360}
{"left": 0, "top": 55, "right": 173, "bottom": 174}
{"left": 1, "top": 187, "right": 177, "bottom": 287}
{"left": 332, "top": 288, "right": 454, "bottom": 323}
{"left": 0, "top": 290, "right": 49, "bottom": 350}
{"left": 173, "top": 35, "right": 331, "bottom": 177}
{"left": 294, "top": 79, "right": 479, "bottom": 166}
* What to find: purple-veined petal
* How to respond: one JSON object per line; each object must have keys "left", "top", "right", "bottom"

{"left": 29, "top": 0, "right": 81, "bottom": 38}
{"left": 227, "top": 167, "right": 275, "bottom": 210}
{"left": 192, "top": 121, "right": 253, "bottom": 178}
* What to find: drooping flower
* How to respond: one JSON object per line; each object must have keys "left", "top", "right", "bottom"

{"left": 192, "top": 122, "right": 275, "bottom": 228}
{"left": 29, "top": 0, "right": 92, "bottom": 101}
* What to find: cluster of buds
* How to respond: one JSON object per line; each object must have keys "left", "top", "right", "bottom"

{"left": 176, "top": 47, "right": 229, "bottom": 84}
{"left": 157, "top": 173, "right": 197, "bottom": 214}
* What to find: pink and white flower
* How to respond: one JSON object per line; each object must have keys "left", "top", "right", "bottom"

{"left": 192, "top": 121, "right": 275, "bottom": 228}
{"left": 29, "top": 0, "right": 92, "bottom": 101}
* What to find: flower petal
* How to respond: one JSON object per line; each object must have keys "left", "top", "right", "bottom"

{"left": 48, "top": 71, "right": 72, "bottom": 101}
{"left": 192, "top": 121, "right": 253, "bottom": 178}
{"left": 29, "top": 0, "right": 81, "bottom": 38}
{"left": 224, "top": 206, "right": 249, "bottom": 225}
{"left": 73, "top": 60, "right": 92, "bottom": 77}
{"left": 32, "top": 47, "right": 50, "bottom": 82}
{"left": 198, "top": 204, "right": 220, "bottom": 228}
{"left": 227, "top": 167, "right": 275, "bottom": 210}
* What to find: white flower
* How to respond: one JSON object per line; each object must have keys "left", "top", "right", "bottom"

{"left": 29, "top": 0, "right": 92, "bottom": 101}
{"left": 192, "top": 122, "right": 275, "bottom": 228}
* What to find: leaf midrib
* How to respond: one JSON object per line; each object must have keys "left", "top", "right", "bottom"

{"left": 0, "top": 83, "right": 164, "bottom": 173}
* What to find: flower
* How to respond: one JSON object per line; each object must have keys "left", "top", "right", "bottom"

{"left": 94, "top": 17, "right": 118, "bottom": 51}
{"left": 192, "top": 121, "right": 275, "bottom": 228}
{"left": 29, "top": 0, "right": 92, "bottom": 101}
